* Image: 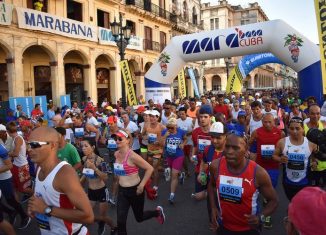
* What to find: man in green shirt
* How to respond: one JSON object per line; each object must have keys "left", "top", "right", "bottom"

{"left": 55, "top": 127, "right": 82, "bottom": 172}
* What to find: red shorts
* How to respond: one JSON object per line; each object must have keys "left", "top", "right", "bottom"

{"left": 167, "top": 156, "right": 184, "bottom": 171}
{"left": 183, "top": 145, "right": 192, "bottom": 157}
{"left": 11, "top": 164, "right": 31, "bottom": 192}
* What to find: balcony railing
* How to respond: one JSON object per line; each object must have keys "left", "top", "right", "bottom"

{"left": 126, "top": 0, "right": 177, "bottom": 23}
{"left": 143, "top": 39, "right": 160, "bottom": 52}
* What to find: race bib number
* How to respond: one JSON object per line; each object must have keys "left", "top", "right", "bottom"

{"left": 219, "top": 175, "right": 243, "bottom": 204}
{"left": 75, "top": 128, "right": 85, "bottom": 137}
{"left": 287, "top": 152, "right": 305, "bottom": 170}
{"left": 198, "top": 139, "right": 211, "bottom": 152}
{"left": 148, "top": 133, "right": 157, "bottom": 144}
{"left": 113, "top": 163, "right": 126, "bottom": 176}
{"left": 261, "top": 145, "right": 275, "bottom": 159}
{"left": 36, "top": 213, "right": 51, "bottom": 230}
{"left": 107, "top": 139, "right": 117, "bottom": 150}
{"left": 82, "top": 168, "right": 95, "bottom": 178}
{"left": 166, "top": 143, "right": 177, "bottom": 155}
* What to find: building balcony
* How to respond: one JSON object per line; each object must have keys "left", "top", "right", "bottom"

{"left": 173, "top": 15, "right": 203, "bottom": 33}
{"left": 125, "top": 0, "right": 177, "bottom": 24}
{"left": 143, "top": 39, "right": 161, "bottom": 52}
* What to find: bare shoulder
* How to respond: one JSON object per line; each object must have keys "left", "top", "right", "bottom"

{"left": 54, "top": 164, "right": 80, "bottom": 192}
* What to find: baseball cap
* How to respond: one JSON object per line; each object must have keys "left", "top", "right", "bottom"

{"left": 224, "top": 98, "right": 230, "bottom": 104}
{"left": 0, "top": 124, "right": 6, "bottom": 132}
{"left": 240, "top": 101, "right": 246, "bottom": 106}
{"left": 150, "top": 110, "right": 160, "bottom": 117}
{"left": 137, "top": 106, "right": 146, "bottom": 113}
{"left": 255, "top": 92, "right": 260, "bottom": 97}
{"left": 112, "top": 130, "right": 129, "bottom": 138}
{"left": 107, "top": 116, "right": 118, "bottom": 124}
{"left": 288, "top": 187, "right": 326, "bottom": 235}
{"left": 105, "top": 106, "right": 113, "bottom": 111}
{"left": 209, "top": 122, "right": 226, "bottom": 136}
{"left": 238, "top": 111, "right": 246, "bottom": 117}
{"left": 167, "top": 117, "right": 177, "bottom": 126}
{"left": 199, "top": 105, "right": 213, "bottom": 115}
{"left": 144, "top": 110, "right": 151, "bottom": 115}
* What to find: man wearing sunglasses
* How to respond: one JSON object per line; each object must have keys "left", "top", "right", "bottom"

{"left": 27, "top": 127, "right": 94, "bottom": 234}
{"left": 209, "top": 132, "right": 278, "bottom": 235}
{"left": 161, "top": 101, "right": 177, "bottom": 126}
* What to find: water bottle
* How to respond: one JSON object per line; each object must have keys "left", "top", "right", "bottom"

{"left": 192, "top": 155, "right": 198, "bottom": 165}
{"left": 200, "top": 172, "right": 207, "bottom": 185}
{"left": 164, "top": 167, "right": 171, "bottom": 181}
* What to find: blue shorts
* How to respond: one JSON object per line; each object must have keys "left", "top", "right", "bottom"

{"left": 0, "top": 178, "right": 15, "bottom": 199}
{"left": 267, "top": 169, "right": 279, "bottom": 188}
{"left": 249, "top": 141, "right": 257, "bottom": 153}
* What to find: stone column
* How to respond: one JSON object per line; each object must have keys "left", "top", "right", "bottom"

{"left": 6, "top": 58, "right": 14, "bottom": 97}
{"left": 55, "top": 46, "right": 66, "bottom": 105}
{"left": 109, "top": 66, "right": 117, "bottom": 103}
{"left": 12, "top": 43, "right": 24, "bottom": 97}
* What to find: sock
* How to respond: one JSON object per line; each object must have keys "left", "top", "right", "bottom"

{"left": 170, "top": 193, "right": 175, "bottom": 197}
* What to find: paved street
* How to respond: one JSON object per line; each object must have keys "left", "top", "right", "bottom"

{"left": 13, "top": 165, "right": 289, "bottom": 235}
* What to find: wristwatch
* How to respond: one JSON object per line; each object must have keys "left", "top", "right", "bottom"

{"left": 44, "top": 206, "right": 53, "bottom": 216}
{"left": 260, "top": 214, "right": 266, "bottom": 223}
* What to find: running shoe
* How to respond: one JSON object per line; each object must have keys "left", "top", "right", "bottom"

{"left": 156, "top": 206, "right": 165, "bottom": 224}
{"left": 168, "top": 194, "right": 175, "bottom": 204}
{"left": 179, "top": 172, "right": 185, "bottom": 185}
{"left": 98, "top": 222, "right": 106, "bottom": 235}
{"left": 18, "top": 217, "right": 31, "bottom": 229}
{"left": 264, "top": 216, "right": 272, "bottom": 229}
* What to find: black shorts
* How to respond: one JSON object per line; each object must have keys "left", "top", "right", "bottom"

{"left": 88, "top": 186, "right": 109, "bottom": 202}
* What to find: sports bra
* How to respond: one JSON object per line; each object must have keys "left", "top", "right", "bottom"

{"left": 114, "top": 150, "right": 139, "bottom": 176}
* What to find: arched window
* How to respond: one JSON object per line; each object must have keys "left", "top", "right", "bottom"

{"left": 192, "top": 7, "right": 197, "bottom": 24}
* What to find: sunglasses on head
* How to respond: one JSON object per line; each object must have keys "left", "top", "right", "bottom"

{"left": 289, "top": 118, "right": 303, "bottom": 124}
{"left": 28, "top": 141, "right": 50, "bottom": 149}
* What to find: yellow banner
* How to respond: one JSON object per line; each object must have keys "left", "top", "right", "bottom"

{"left": 226, "top": 65, "right": 243, "bottom": 94}
{"left": 119, "top": 60, "right": 138, "bottom": 106}
{"left": 314, "top": 0, "right": 326, "bottom": 94}
{"left": 177, "top": 69, "right": 187, "bottom": 98}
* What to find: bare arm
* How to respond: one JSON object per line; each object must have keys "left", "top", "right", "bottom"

{"left": 0, "top": 158, "right": 13, "bottom": 173}
{"left": 272, "top": 138, "right": 287, "bottom": 163}
{"left": 248, "top": 130, "right": 257, "bottom": 146}
{"left": 9, "top": 136, "right": 23, "bottom": 158}
{"left": 86, "top": 124, "right": 100, "bottom": 142}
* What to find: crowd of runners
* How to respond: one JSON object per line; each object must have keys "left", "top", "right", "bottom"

{"left": 0, "top": 88, "right": 325, "bottom": 235}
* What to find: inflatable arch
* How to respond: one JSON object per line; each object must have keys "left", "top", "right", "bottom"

{"left": 144, "top": 20, "right": 322, "bottom": 104}
{"left": 225, "top": 53, "right": 284, "bottom": 93}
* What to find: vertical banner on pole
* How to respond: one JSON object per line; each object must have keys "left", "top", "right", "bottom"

{"left": 35, "top": 96, "right": 48, "bottom": 120}
{"left": 188, "top": 68, "right": 200, "bottom": 97}
{"left": 9, "top": 97, "right": 34, "bottom": 118}
{"left": 314, "top": 0, "right": 326, "bottom": 94}
{"left": 60, "top": 95, "right": 71, "bottom": 108}
{"left": 177, "top": 69, "right": 187, "bottom": 99}
{"left": 119, "top": 60, "right": 138, "bottom": 106}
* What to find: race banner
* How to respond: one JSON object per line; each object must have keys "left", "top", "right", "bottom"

{"left": 226, "top": 65, "right": 244, "bottom": 94}
{"left": 314, "top": 0, "right": 326, "bottom": 94}
{"left": 0, "top": 2, "right": 13, "bottom": 25}
{"left": 177, "top": 69, "right": 187, "bottom": 98}
{"left": 60, "top": 95, "right": 71, "bottom": 108}
{"left": 188, "top": 68, "right": 200, "bottom": 97}
{"left": 120, "top": 60, "right": 138, "bottom": 106}
{"left": 16, "top": 7, "right": 98, "bottom": 42}
{"left": 9, "top": 96, "right": 34, "bottom": 118}
{"left": 34, "top": 96, "right": 48, "bottom": 120}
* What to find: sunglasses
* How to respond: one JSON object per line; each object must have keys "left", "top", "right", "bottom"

{"left": 113, "top": 136, "right": 125, "bottom": 142}
{"left": 27, "top": 141, "right": 50, "bottom": 149}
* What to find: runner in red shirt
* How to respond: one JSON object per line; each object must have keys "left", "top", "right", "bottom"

{"left": 214, "top": 94, "right": 232, "bottom": 123}
{"left": 191, "top": 105, "right": 213, "bottom": 200}
{"left": 208, "top": 133, "right": 278, "bottom": 235}
{"left": 31, "top": 104, "right": 44, "bottom": 119}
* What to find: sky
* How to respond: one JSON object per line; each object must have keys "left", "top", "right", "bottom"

{"left": 202, "top": 0, "right": 319, "bottom": 44}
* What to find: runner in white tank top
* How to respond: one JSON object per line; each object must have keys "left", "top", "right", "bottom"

{"left": 27, "top": 127, "right": 94, "bottom": 235}
{"left": 12, "top": 135, "right": 28, "bottom": 167}
{"left": 34, "top": 161, "right": 88, "bottom": 235}
{"left": 249, "top": 115, "right": 263, "bottom": 135}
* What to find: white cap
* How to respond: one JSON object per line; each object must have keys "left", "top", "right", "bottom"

{"left": 0, "top": 124, "right": 6, "bottom": 132}
{"left": 144, "top": 110, "right": 151, "bottom": 115}
{"left": 209, "top": 122, "right": 225, "bottom": 136}
{"left": 255, "top": 92, "right": 260, "bottom": 97}
{"left": 150, "top": 110, "right": 160, "bottom": 117}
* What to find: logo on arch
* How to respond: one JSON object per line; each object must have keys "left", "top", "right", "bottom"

{"left": 182, "top": 28, "right": 263, "bottom": 54}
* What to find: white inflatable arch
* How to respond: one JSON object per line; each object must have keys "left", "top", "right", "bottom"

{"left": 144, "top": 20, "right": 322, "bottom": 103}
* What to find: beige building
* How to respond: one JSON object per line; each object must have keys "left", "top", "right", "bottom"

{"left": 0, "top": 0, "right": 176, "bottom": 105}
{"left": 201, "top": 0, "right": 284, "bottom": 92}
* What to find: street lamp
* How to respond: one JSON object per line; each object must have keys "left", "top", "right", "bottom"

{"left": 224, "top": 57, "right": 231, "bottom": 81}
{"left": 110, "top": 13, "right": 131, "bottom": 108}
